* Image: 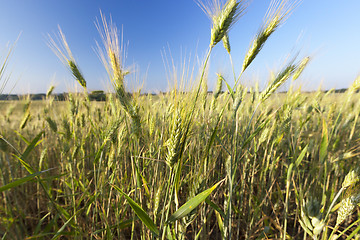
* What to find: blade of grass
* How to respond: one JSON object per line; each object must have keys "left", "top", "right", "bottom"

{"left": 166, "top": 178, "right": 225, "bottom": 224}
{"left": 0, "top": 169, "right": 52, "bottom": 192}
{"left": 112, "top": 184, "right": 159, "bottom": 237}
{"left": 295, "top": 144, "right": 308, "bottom": 167}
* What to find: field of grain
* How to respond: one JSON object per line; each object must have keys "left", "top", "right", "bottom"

{"left": 1, "top": 0, "right": 360, "bottom": 239}
{"left": 2, "top": 87, "right": 360, "bottom": 240}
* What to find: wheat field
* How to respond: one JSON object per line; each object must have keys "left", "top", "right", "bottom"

{"left": 1, "top": 0, "right": 360, "bottom": 239}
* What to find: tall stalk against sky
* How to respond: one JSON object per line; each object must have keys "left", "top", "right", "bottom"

{"left": 47, "top": 27, "right": 87, "bottom": 90}
{"left": 241, "top": 0, "right": 301, "bottom": 74}
{"left": 95, "top": 11, "right": 129, "bottom": 88}
{"left": 0, "top": 52, "right": 10, "bottom": 94}
{"left": 95, "top": 12, "right": 142, "bottom": 139}
{"left": 196, "top": 0, "right": 247, "bottom": 48}
{"left": 0, "top": 39, "right": 18, "bottom": 94}
{"left": 195, "top": 0, "right": 304, "bottom": 239}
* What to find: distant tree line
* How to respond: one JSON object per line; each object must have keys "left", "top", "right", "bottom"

{"left": 0, "top": 88, "right": 352, "bottom": 101}
{"left": 0, "top": 90, "right": 107, "bottom": 101}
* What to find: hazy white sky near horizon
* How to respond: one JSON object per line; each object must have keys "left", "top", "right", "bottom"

{"left": 0, "top": 0, "right": 359, "bottom": 94}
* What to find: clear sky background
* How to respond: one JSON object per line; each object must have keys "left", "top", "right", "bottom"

{"left": 0, "top": 0, "right": 359, "bottom": 94}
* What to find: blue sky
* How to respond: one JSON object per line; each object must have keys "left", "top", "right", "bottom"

{"left": 0, "top": 0, "right": 359, "bottom": 94}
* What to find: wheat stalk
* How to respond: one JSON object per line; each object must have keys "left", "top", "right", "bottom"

{"left": 19, "top": 111, "right": 31, "bottom": 129}
{"left": 96, "top": 12, "right": 143, "bottom": 139}
{"left": 342, "top": 168, "right": 360, "bottom": 189}
{"left": 214, "top": 73, "right": 223, "bottom": 99}
{"left": 47, "top": 26, "right": 87, "bottom": 89}
{"left": 347, "top": 75, "right": 360, "bottom": 96}
{"left": 197, "top": 0, "right": 247, "bottom": 47}
{"left": 335, "top": 169, "right": 360, "bottom": 227}
{"left": 46, "top": 85, "right": 55, "bottom": 98}
{"left": 222, "top": 33, "right": 231, "bottom": 54}
{"left": 336, "top": 191, "right": 360, "bottom": 226}
{"left": 242, "top": 0, "right": 301, "bottom": 73}
{"left": 45, "top": 117, "right": 58, "bottom": 133}
{"left": 345, "top": 75, "right": 360, "bottom": 106}
{"left": 232, "top": 82, "right": 244, "bottom": 115}
{"left": 95, "top": 11, "right": 129, "bottom": 87}
{"left": 166, "top": 110, "right": 183, "bottom": 168}
{"left": 68, "top": 60, "right": 86, "bottom": 89}
{"left": 293, "top": 56, "right": 310, "bottom": 80}
{"left": 259, "top": 61, "right": 297, "bottom": 103}
{"left": 0, "top": 40, "right": 17, "bottom": 94}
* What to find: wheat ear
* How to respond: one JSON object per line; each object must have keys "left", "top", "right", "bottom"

{"left": 292, "top": 56, "right": 310, "bottom": 80}
{"left": 242, "top": 0, "right": 300, "bottom": 73}
{"left": 96, "top": 12, "right": 142, "bottom": 138}
{"left": 337, "top": 192, "right": 360, "bottom": 226}
{"left": 197, "top": 0, "right": 247, "bottom": 47}
{"left": 335, "top": 168, "right": 360, "bottom": 225}
{"left": 210, "top": 73, "right": 223, "bottom": 112}
{"left": 166, "top": 110, "right": 183, "bottom": 168}
{"left": 345, "top": 75, "right": 360, "bottom": 105}
{"left": 46, "top": 85, "right": 55, "bottom": 98}
{"left": 259, "top": 61, "right": 296, "bottom": 103}
{"left": 47, "top": 26, "right": 87, "bottom": 89}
